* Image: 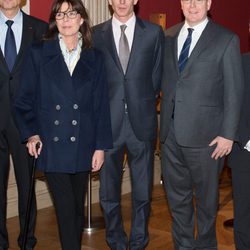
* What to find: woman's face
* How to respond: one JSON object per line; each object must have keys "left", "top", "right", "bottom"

{"left": 55, "top": 2, "right": 83, "bottom": 39}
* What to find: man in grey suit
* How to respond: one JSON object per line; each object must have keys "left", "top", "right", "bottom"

{"left": 160, "top": 0, "right": 244, "bottom": 249}
{"left": 93, "top": 0, "right": 164, "bottom": 249}
{"left": 0, "top": 0, "right": 47, "bottom": 249}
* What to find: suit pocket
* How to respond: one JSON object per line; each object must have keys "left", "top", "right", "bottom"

{"left": 199, "top": 104, "right": 220, "bottom": 108}
{"left": 199, "top": 105, "right": 221, "bottom": 115}
{"left": 191, "top": 61, "right": 221, "bottom": 80}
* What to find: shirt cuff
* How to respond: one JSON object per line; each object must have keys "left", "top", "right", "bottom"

{"left": 244, "top": 140, "right": 250, "bottom": 152}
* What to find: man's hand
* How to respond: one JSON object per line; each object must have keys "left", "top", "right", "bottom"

{"left": 26, "top": 135, "right": 42, "bottom": 159}
{"left": 209, "top": 136, "right": 233, "bottom": 160}
{"left": 92, "top": 150, "right": 104, "bottom": 172}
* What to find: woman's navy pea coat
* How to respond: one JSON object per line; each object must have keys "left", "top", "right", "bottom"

{"left": 14, "top": 39, "right": 113, "bottom": 173}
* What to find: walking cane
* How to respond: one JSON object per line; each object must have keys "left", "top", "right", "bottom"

{"left": 21, "top": 142, "right": 40, "bottom": 250}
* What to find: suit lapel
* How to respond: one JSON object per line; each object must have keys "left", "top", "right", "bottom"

{"left": 101, "top": 20, "right": 123, "bottom": 73}
{"left": 12, "top": 12, "right": 34, "bottom": 74}
{"left": 0, "top": 48, "right": 8, "bottom": 73}
{"left": 165, "top": 22, "right": 183, "bottom": 76}
{"left": 0, "top": 12, "right": 36, "bottom": 74}
{"left": 182, "top": 20, "right": 216, "bottom": 73}
{"left": 127, "top": 17, "right": 145, "bottom": 74}
{"left": 173, "top": 26, "right": 182, "bottom": 75}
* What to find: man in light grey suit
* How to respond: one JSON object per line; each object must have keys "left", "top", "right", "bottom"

{"left": 160, "top": 0, "right": 244, "bottom": 249}
{"left": 93, "top": 0, "right": 164, "bottom": 249}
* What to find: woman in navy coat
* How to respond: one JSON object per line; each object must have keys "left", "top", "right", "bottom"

{"left": 14, "top": 0, "right": 112, "bottom": 249}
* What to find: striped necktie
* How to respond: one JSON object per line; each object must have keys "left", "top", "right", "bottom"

{"left": 178, "top": 28, "right": 194, "bottom": 72}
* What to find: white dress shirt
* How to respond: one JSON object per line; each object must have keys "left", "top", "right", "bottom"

{"left": 0, "top": 9, "right": 23, "bottom": 55}
{"left": 178, "top": 18, "right": 209, "bottom": 59}
{"left": 244, "top": 140, "right": 250, "bottom": 152}
{"left": 59, "top": 33, "right": 82, "bottom": 76}
{"left": 112, "top": 14, "right": 136, "bottom": 55}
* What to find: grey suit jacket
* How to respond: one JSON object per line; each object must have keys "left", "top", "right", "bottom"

{"left": 0, "top": 11, "right": 47, "bottom": 129}
{"left": 93, "top": 17, "right": 164, "bottom": 141}
{"left": 160, "top": 20, "right": 244, "bottom": 147}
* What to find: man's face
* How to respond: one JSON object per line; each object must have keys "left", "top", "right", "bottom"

{"left": 0, "top": 0, "right": 21, "bottom": 12}
{"left": 108, "top": 0, "right": 138, "bottom": 23}
{"left": 181, "top": 0, "right": 212, "bottom": 27}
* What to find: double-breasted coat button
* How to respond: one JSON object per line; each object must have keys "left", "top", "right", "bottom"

{"left": 55, "top": 105, "right": 61, "bottom": 110}
{"left": 72, "top": 120, "right": 77, "bottom": 125}
{"left": 53, "top": 136, "right": 59, "bottom": 142}
{"left": 54, "top": 120, "right": 60, "bottom": 125}
{"left": 70, "top": 136, "right": 76, "bottom": 142}
{"left": 73, "top": 104, "right": 78, "bottom": 110}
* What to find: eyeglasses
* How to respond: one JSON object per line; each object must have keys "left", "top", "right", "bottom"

{"left": 182, "top": 0, "right": 206, "bottom": 4}
{"left": 55, "top": 10, "right": 78, "bottom": 20}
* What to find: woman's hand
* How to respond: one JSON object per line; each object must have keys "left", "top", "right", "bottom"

{"left": 92, "top": 150, "right": 104, "bottom": 172}
{"left": 26, "top": 135, "right": 42, "bottom": 158}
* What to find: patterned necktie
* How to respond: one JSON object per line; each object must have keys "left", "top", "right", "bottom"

{"left": 178, "top": 28, "right": 194, "bottom": 72}
{"left": 5, "top": 20, "right": 17, "bottom": 72}
{"left": 119, "top": 25, "right": 130, "bottom": 74}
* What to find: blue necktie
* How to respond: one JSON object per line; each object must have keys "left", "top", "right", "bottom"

{"left": 178, "top": 28, "right": 194, "bottom": 72}
{"left": 5, "top": 20, "right": 17, "bottom": 72}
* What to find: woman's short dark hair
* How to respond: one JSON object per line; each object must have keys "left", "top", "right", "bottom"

{"left": 45, "top": 0, "right": 92, "bottom": 48}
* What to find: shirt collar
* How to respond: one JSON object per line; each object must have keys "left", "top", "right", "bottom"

{"left": 112, "top": 13, "right": 136, "bottom": 29}
{"left": 0, "top": 9, "right": 22, "bottom": 25}
{"left": 58, "top": 32, "right": 82, "bottom": 54}
{"left": 182, "top": 17, "right": 209, "bottom": 34}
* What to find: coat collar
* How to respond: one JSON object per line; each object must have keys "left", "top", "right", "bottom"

{"left": 42, "top": 39, "right": 95, "bottom": 104}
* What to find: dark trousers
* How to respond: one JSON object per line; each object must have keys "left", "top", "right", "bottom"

{"left": 231, "top": 166, "right": 250, "bottom": 250}
{"left": 100, "top": 115, "right": 155, "bottom": 250}
{"left": 45, "top": 171, "right": 89, "bottom": 250}
{"left": 0, "top": 119, "right": 37, "bottom": 249}
{"left": 161, "top": 123, "right": 224, "bottom": 250}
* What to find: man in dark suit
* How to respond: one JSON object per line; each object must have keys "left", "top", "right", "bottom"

{"left": 228, "top": 53, "right": 250, "bottom": 250}
{"left": 0, "top": 0, "right": 47, "bottom": 249}
{"left": 160, "top": 0, "right": 244, "bottom": 249}
{"left": 93, "top": 0, "right": 164, "bottom": 249}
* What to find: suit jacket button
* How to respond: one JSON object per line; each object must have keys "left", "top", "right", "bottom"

{"left": 73, "top": 104, "right": 78, "bottom": 110}
{"left": 55, "top": 105, "right": 61, "bottom": 110}
{"left": 72, "top": 120, "right": 77, "bottom": 125}
{"left": 54, "top": 120, "right": 60, "bottom": 125}
{"left": 53, "top": 136, "right": 59, "bottom": 142}
{"left": 70, "top": 136, "right": 76, "bottom": 142}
